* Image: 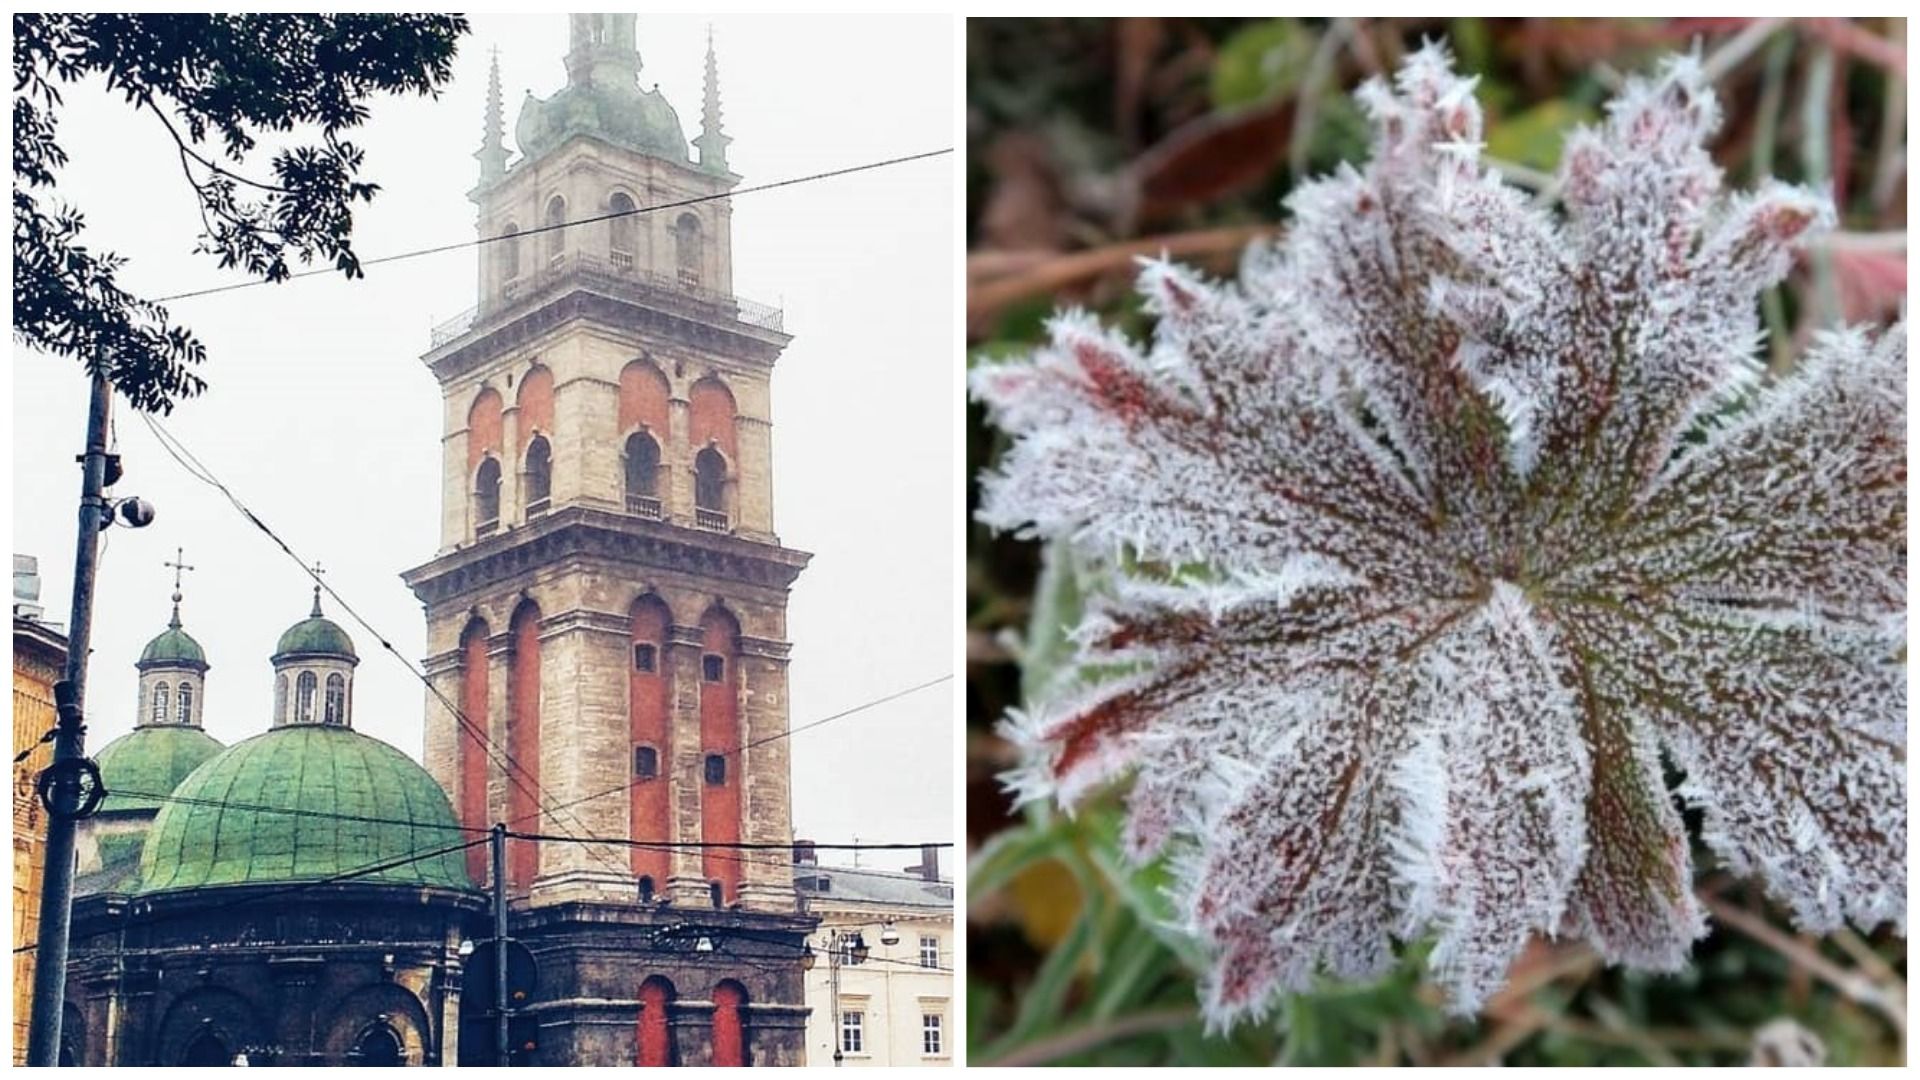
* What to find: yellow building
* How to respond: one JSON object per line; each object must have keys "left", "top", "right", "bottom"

{"left": 13, "top": 554, "right": 68, "bottom": 1064}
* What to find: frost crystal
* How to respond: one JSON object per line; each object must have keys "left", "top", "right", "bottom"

{"left": 972, "top": 45, "right": 1906, "bottom": 1025}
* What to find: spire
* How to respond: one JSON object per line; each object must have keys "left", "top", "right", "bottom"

{"left": 163, "top": 546, "right": 195, "bottom": 629}
{"left": 308, "top": 561, "right": 326, "bottom": 617}
{"left": 475, "top": 47, "right": 507, "bottom": 189}
{"left": 694, "top": 24, "right": 732, "bottom": 174}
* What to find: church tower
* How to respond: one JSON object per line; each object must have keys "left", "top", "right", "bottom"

{"left": 405, "top": 19, "right": 812, "bottom": 1064}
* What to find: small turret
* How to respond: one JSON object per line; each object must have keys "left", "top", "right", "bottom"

{"left": 473, "top": 47, "right": 508, "bottom": 196}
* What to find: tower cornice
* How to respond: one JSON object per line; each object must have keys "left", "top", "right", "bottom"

{"left": 401, "top": 505, "right": 811, "bottom": 611}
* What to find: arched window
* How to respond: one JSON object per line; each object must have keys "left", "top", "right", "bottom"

{"left": 712, "top": 981, "right": 748, "bottom": 1067}
{"left": 524, "top": 436, "right": 552, "bottom": 515}
{"left": 324, "top": 674, "right": 347, "bottom": 726}
{"left": 624, "top": 433, "right": 659, "bottom": 514}
{"left": 475, "top": 457, "right": 502, "bottom": 532}
{"left": 177, "top": 683, "right": 194, "bottom": 726}
{"left": 152, "top": 683, "right": 171, "bottom": 724}
{"left": 637, "top": 976, "right": 676, "bottom": 1067}
{"left": 296, "top": 671, "right": 317, "bottom": 723}
{"left": 545, "top": 196, "right": 566, "bottom": 265}
{"left": 709, "top": 880, "right": 725, "bottom": 909}
{"left": 500, "top": 223, "right": 521, "bottom": 281}
{"left": 637, "top": 875, "right": 655, "bottom": 903}
{"left": 674, "top": 213, "right": 703, "bottom": 287}
{"left": 275, "top": 674, "right": 288, "bottom": 725}
{"left": 609, "top": 192, "right": 636, "bottom": 267}
{"left": 354, "top": 1023, "right": 403, "bottom": 1067}
{"left": 695, "top": 447, "right": 726, "bottom": 515}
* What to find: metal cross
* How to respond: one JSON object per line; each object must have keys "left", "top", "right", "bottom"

{"left": 163, "top": 547, "right": 195, "bottom": 592}
{"left": 309, "top": 560, "right": 326, "bottom": 581}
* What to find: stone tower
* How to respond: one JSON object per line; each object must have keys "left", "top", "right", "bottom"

{"left": 404, "top": 20, "right": 812, "bottom": 1065}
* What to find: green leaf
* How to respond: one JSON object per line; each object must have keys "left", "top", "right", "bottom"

{"left": 1487, "top": 98, "right": 1598, "bottom": 172}
{"left": 1211, "top": 19, "right": 1314, "bottom": 109}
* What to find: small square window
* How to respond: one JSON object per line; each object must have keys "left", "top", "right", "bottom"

{"left": 702, "top": 654, "right": 725, "bottom": 682}
{"left": 919, "top": 935, "right": 940, "bottom": 969}
{"left": 704, "top": 754, "right": 727, "bottom": 786}
{"left": 633, "top": 643, "right": 657, "bottom": 673}
{"left": 840, "top": 1011, "right": 864, "bottom": 1054}
{"left": 633, "top": 745, "right": 659, "bottom": 779}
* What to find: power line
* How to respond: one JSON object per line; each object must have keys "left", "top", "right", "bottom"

{"left": 136, "top": 411, "right": 630, "bottom": 881}
{"left": 503, "top": 673, "right": 952, "bottom": 829}
{"left": 14, "top": 834, "right": 488, "bottom": 957}
{"left": 152, "top": 149, "right": 953, "bottom": 303}
{"left": 135, "top": 410, "right": 953, "bottom": 883}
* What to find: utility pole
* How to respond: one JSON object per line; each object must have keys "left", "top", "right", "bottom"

{"left": 26, "top": 373, "right": 113, "bottom": 1067}
{"left": 828, "top": 936, "right": 843, "bottom": 1068}
{"left": 492, "top": 823, "right": 509, "bottom": 1067}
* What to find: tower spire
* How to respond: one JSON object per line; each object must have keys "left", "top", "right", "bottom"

{"left": 475, "top": 47, "right": 507, "bottom": 189}
{"left": 163, "top": 546, "right": 194, "bottom": 628}
{"left": 695, "top": 24, "right": 732, "bottom": 174}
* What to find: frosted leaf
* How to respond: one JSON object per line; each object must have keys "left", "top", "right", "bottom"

{"left": 973, "top": 41, "right": 1906, "bottom": 1024}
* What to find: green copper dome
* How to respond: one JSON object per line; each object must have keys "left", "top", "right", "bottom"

{"left": 136, "top": 725, "right": 473, "bottom": 894}
{"left": 273, "top": 590, "right": 357, "bottom": 662}
{"left": 94, "top": 725, "right": 224, "bottom": 814}
{"left": 515, "top": 81, "right": 688, "bottom": 164}
{"left": 138, "top": 612, "right": 208, "bottom": 671}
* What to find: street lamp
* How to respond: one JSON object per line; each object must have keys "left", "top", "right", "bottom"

{"left": 879, "top": 920, "right": 900, "bottom": 948}
{"left": 820, "top": 928, "right": 875, "bottom": 1068}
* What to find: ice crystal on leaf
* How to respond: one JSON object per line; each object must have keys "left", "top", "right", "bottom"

{"left": 972, "top": 44, "right": 1906, "bottom": 1026}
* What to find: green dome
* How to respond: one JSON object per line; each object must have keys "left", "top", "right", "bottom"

{"left": 138, "top": 625, "right": 207, "bottom": 671}
{"left": 273, "top": 615, "right": 357, "bottom": 662}
{"left": 136, "top": 725, "right": 473, "bottom": 895}
{"left": 515, "top": 82, "right": 688, "bottom": 164}
{"left": 94, "top": 725, "right": 224, "bottom": 814}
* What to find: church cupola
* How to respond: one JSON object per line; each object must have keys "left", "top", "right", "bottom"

{"left": 134, "top": 548, "right": 209, "bottom": 729}
{"left": 271, "top": 580, "right": 359, "bottom": 728}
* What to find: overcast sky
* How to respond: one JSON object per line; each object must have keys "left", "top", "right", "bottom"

{"left": 10, "top": 14, "right": 955, "bottom": 863}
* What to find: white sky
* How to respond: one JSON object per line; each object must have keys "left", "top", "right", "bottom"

{"left": 9, "top": 14, "right": 956, "bottom": 860}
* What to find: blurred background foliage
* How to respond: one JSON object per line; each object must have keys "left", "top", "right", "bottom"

{"left": 966, "top": 17, "right": 1906, "bottom": 1067}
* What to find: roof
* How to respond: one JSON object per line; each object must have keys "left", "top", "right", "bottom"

{"left": 138, "top": 623, "right": 207, "bottom": 671}
{"left": 794, "top": 864, "right": 955, "bottom": 911}
{"left": 137, "top": 724, "right": 473, "bottom": 895}
{"left": 94, "top": 724, "right": 225, "bottom": 813}
{"left": 273, "top": 593, "right": 357, "bottom": 663}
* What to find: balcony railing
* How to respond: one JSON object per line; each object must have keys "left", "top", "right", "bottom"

{"left": 694, "top": 508, "right": 730, "bottom": 533}
{"left": 525, "top": 498, "right": 550, "bottom": 520}
{"left": 475, "top": 518, "right": 499, "bottom": 538}
{"left": 626, "top": 494, "right": 663, "bottom": 520}
{"left": 429, "top": 251, "right": 783, "bottom": 347}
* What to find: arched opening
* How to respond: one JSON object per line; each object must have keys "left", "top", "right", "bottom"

{"left": 507, "top": 600, "right": 543, "bottom": 892}
{"left": 545, "top": 196, "right": 566, "bottom": 265}
{"left": 324, "top": 673, "right": 347, "bottom": 726}
{"left": 699, "top": 607, "right": 742, "bottom": 902}
{"left": 712, "top": 980, "right": 748, "bottom": 1067}
{"left": 152, "top": 683, "right": 171, "bottom": 724}
{"left": 694, "top": 447, "right": 727, "bottom": 527}
{"left": 609, "top": 192, "right": 637, "bottom": 268}
{"left": 630, "top": 595, "right": 672, "bottom": 883}
{"left": 475, "top": 457, "right": 502, "bottom": 533}
{"left": 637, "top": 976, "right": 676, "bottom": 1067}
{"left": 181, "top": 1029, "right": 230, "bottom": 1067}
{"left": 354, "top": 1023, "right": 404, "bottom": 1066}
{"left": 674, "top": 213, "right": 703, "bottom": 288}
{"left": 524, "top": 436, "right": 553, "bottom": 517}
{"left": 637, "top": 874, "right": 655, "bottom": 903}
{"left": 499, "top": 223, "right": 521, "bottom": 282}
{"left": 624, "top": 433, "right": 661, "bottom": 516}
{"left": 296, "top": 671, "right": 317, "bottom": 723}
{"left": 460, "top": 617, "right": 493, "bottom": 883}
{"left": 177, "top": 682, "right": 194, "bottom": 726}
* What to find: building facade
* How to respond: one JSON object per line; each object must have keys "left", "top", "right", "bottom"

{"left": 12, "top": 554, "right": 67, "bottom": 1065}
{"left": 797, "top": 847, "right": 954, "bottom": 1067}
{"left": 402, "top": 14, "right": 815, "bottom": 1066}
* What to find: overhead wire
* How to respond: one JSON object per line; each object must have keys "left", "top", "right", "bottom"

{"left": 151, "top": 149, "right": 953, "bottom": 304}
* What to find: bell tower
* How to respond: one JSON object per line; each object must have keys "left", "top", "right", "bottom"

{"left": 404, "top": 15, "right": 808, "bottom": 921}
